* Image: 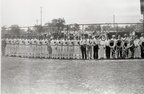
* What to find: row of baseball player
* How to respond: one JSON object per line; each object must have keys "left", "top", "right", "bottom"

{"left": 3, "top": 33, "right": 144, "bottom": 59}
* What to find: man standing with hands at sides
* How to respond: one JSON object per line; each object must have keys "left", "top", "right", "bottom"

{"left": 31, "top": 36, "right": 35, "bottom": 58}
{"left": 116, "top": 35, "right": 123, "bottom": 59}
{"left": 110, "top": 35, "right": 117, "bottom": 59}
{"left": 86, "top": 36, "right": 93, "bottom": 59}
{"left": 93, "top": 36, "right": 99, "bottom": 59}
{"left": 105, "top": 35, "right": 110, "bottom": 59}
{"left": 24, "top": 36, "right": 29, "bottom": 58}
{"left": 80, "top": 36, "right": 87, "bottom": 60}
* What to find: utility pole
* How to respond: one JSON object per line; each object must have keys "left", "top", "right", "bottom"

{"left": 113, "top": 15, "right": 115, "bottom": 24}
{"left": 113, "top": 15, "right": 115, "bottom": 32}
{"left": 36, "top": 19, "right": 38, "bottom": 25}
{"left": 40, "top": 6, "right": 42, "bottom": 26}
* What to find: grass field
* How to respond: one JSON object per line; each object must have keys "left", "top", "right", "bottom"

{"left": 1, "top": 56, "right": 144, "bottom": 94}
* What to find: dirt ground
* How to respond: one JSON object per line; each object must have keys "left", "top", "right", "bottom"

{"left": 1, "top": 56, "right": 144, "bottom": 94}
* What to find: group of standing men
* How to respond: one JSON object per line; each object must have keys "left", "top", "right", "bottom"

{"left": 79, "top": 33, "right": 144, "bottom": 59}
{"left": 2, "top": 33, "right": 144, "bottom": 60}
{"left": 4, "top": 36, "right": 51, "bottom": 58}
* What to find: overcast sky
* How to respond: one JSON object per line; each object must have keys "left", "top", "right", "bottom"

{"left": 1, "top": 0, "right": 143, "bottom": 27}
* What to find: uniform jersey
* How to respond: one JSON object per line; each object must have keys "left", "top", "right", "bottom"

{"left": 33, "top": 39, "right": 37, "bottom": 45}
{"left": 21, "top": 39, "right": 25, "bottom": 45}
{"left": 25, "top": 39, "right": 29, "bottom": 45}
{"left": 19, "top": 39, "right": 22, "bottom": 45}
{"left": 28, "top": 39, "right": 31, "bottom": 45}
{"left": 42, "top": 39, "right": 47, "bottom": 45}
{"left": 13, "top": 39, "right": 17, "bottom": 44}
{"left": 31, "top": 39, "right": 35, "bottom": 45}
{"left": 73, "top": 39, "right": 78, "bottom": 46}
{"left": 36, "top": 39, "right": 41, "bottom": 45}
{"left": 10, "top": 39, "right": 13, "bottom": 44}
{"left": 62, "top": 40, "right": 67, "bottom": 45}
{"left": 39, "top": 39, "right": 43, "bottom": 45}
{"left": 57, "top": 40, "right": 62, "bottom": 46}
{"left": 15, "top": 39, "right": 19, "bottom": 44}
{"left": 6, "top": 39, "right": 9, "bottom": 45}
{"left": 67, "top": 40, "right": 72, "bottom": 45}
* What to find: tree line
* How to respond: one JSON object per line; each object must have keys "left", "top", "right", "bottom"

{"left": 1, "top": 18, "right": 143, "bottom": 38}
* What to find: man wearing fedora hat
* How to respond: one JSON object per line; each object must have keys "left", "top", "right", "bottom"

{"left": 80, "top": 36, "right": 87, "bottom": 60}
{"left": 92, "top": 36, "right": 99, "bottom": 59}
{"left": 86, "top": 36, "right": 93, "bottom": 59}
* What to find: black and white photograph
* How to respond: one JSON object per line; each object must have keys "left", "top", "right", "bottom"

{"left": 1, "top": 0, "right": 144, "bottom": 94}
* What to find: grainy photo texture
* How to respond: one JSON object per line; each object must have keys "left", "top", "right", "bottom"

{"left": 1, "top": 0, "right": 144, "bottom": 94}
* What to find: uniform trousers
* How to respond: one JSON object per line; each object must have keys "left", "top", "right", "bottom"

{"left": 32, "top": 45, "right": 37, "bottom": 58}
{"left": 36, "top": 45, "right": 41, "bottom": 58}
{"left": 43, "top": 45, "right": 48, "bottom": 58}
{"left": 48, "top": 45, "right": 52, "bottom": 58}
{"left": 51, "top": 45, "right": 56, "bottom": 58}
{"left": 70, "top": 45, "right": 74, "bottom": 59}
{"left": 15, "top": 44, "right": 19, "bottom": 57}
{"left": 29, "top": 45, "right": 32, "bottom": 57}
{"left": 2, "top": 40, "right": 6, "bottom": 55}
{"left": 11, "top": 44, "right": 14, "bottom": 56}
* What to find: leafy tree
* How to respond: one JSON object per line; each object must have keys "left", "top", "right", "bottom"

{"left": 1, "top": 26, "right": 7, "bottom": 32}
{"left": 70, "top": 23, "right": 80, "bottom": 31}
{"left": 134, "top": 19, "right": 143, "bottom": 32}
{"left": 34, "top": 25, "right": 44, "bottom": 35}
{"left": 123, "top": 25, "right": 135, "bottom": 33}
{"left": 45, "top": 18, "right": 65, "bottom": 33}
{"left": 9, "top": 25, "right": 20, "bottom": 37}
{"left": 44, "top": 22, "right": 55, "bottom": 33}
{"left": 1, "top": 26, "right": 8, "bottom": 38}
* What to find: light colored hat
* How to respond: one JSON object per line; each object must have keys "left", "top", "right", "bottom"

{"left": 112, "top": 35, "right": 115, "bottom": 37}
